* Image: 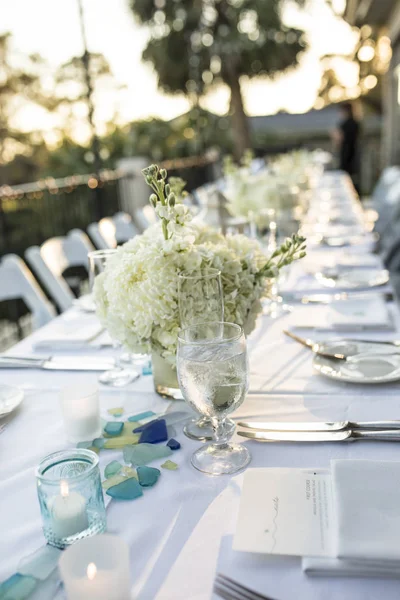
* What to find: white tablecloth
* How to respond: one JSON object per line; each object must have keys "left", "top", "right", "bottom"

{"left": 2, "top": 172, "right": 400, "bottom": 600}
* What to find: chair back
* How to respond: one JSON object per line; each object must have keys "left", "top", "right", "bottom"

{"left": 0, "top": 255, "right": 55, "bottom": 329}
{"left": 25, "top": 230, "right": 94, "bottom": 312}
{"left": 134, "top": 205, "right": 157, "bottom": 231}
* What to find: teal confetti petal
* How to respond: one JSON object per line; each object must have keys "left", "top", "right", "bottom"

{"left": 106, "top": 478, "right": 143, "bottom": 500}
{"left": 137, "top": 466, "right": 161, "bottom": 487}
{"left": 92, "top": 438, "right": 106, "bottom": 449}
{"left": 76, "top": 441, "right": 93, "bottom": 449}
{"left": 104, "top": 422, "right": 124, "bottom": 436}
{"left": 0, "top": 573, "right": 37, "bottom": 599}
{"left": 123, "top": 443, "right": 172, "bottom": 466}
{"left": 128, "top": 411, "right": 156, "bottom": 422}
{"left": 17, "top": 546, "right": 61, "bottom": 581}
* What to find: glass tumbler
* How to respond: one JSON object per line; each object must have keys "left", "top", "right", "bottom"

{"left": 89, "top": 249, "right": 140, "bottom": 386}
{"left": 36, "top": 449, "right": 106, "bottom": 548}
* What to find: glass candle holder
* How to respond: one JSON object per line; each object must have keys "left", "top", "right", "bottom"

{"left": 36, "top": 449, "right": 106, "bottom": 549}
{"left": 59, "top": 534, "right": 131, "bottom": 600}
{"left": 61, "top": 384, "right": 101, "bottom": 443}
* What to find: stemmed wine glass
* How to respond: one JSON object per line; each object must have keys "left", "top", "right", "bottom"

{"left": 89, "top": 249, "right": 140, "bottom": 387}
{"left": 178, "top": 268, "right": 234, "bottom": 442}
{"left": 177, "top": 322, "right": 250, "bottom": 475}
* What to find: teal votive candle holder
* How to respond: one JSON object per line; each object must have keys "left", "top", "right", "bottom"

{"left": 36, "top": 449, "right": 106, "bottom": 549}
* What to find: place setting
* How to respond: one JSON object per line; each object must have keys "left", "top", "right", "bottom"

{"left": 3, "top": 152, "right": 400, "bottom": 600}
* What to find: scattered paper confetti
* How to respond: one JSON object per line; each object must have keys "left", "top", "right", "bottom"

{"left": 103, "top": 435, "right": 140, "bottom": 449}
{"left": 104, "top": 422, "right": 124, "bottom": 436}
{"left": 161, "top": 460, "right": 179, "bottom": 471}
{"left": 17, "top": 546, "right": 61, "bottom": 581}
{"left": 128, "top": 411, "right": 156, "bottom": 422}
{"left": 107, "top": 407, "right": 124, "bottom": 417}
{"left": 123, "top": 443, "right": 172, "bottom": 467}
{"left": 104, "top": 461, "right": 122, "bottom": 479}
{"left": 137, "top": 466, "right": 161, "bottom": 487}
{"left": 139, "top": 419, "right": 168, "bottom": 444}
{"left": 106, "top": 477, "right": 143, "bottom": 500}
{"left": 167, "top": 438, "right": 181, "bottom": 450}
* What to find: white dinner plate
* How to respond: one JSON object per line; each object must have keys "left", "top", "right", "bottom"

{"left": 72, "top": 294, "right": 96, "bottom": 313}
{"left": 317, "top": 268, "right": 389, "bottom": 290}
{"left": 313, "top": 340, "right": 400, "bottom": 384}
{"left": 0, "top": 384, "right": 24, "bottom": 417}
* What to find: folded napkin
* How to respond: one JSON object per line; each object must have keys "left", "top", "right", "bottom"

{"left": 32, "top": 322, "right": 104, "bottom": 351}
{"left": 303, "top": 459, "right": 400, "bottom": 577}
{"left": 333, "top": 459, "right": 400, "bottom": 561}
{"left": 287, "top": 295, "right": 392, "bottom": 331}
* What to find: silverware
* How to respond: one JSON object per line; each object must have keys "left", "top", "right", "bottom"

{"left": 0, "top": 355, "right": 116, "bottom": 371}
{"left": 237, "top": 420, "right": 400, "bottom": 432}
{"left": 214, "top": 573, "right": 275, "bottom": 600}
{"left": 283, "top": 330, "right": 346, "bottom": 360}
{"left": 237, "top": 429, "right": 400, "bottom": 443}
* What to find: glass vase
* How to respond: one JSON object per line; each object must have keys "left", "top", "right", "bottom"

{"left": 151, "top": 347, "right": 182, "bottom": 400}
{"left": 36, "top": 449, "right": 106, "bottom": 549}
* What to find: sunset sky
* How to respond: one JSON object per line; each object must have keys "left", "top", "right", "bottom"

{"left": 2, "top": 0, "right": 355, "bottom": 139}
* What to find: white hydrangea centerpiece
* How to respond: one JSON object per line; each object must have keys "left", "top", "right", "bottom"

{"left": 93, "top": 164, "right": 306, "bottom": 392}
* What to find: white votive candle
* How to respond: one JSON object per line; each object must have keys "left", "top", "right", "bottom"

{"left": 59, "top": 534, "right": 131, "bottom": 600}
{"left": 52, "top": 480, "right": 88, "bottom": 539}
{"left": 61, "top": 384, "right": 101, "bottom": 442}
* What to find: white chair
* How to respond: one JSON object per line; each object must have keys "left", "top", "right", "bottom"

{"left": 0, "top": 255, "right": 55, "bottom": 329}
{"left": 88, "top": 212, "right": 138, "bottom": 249}
{"left": 134, "top": 205, "right": 157, "bottom": 232}
{"left": 25, "top": 230, "right": 94, "bottom": 312}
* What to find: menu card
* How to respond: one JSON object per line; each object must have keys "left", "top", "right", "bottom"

{"left": 233, "top": 468, "right": 336, "bottom": 557}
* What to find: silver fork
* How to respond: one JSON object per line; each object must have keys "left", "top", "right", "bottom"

{"left": 214, "top": 573, "right": 276, "bottom": 600}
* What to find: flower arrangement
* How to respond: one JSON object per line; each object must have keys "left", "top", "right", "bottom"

{"left": 93, "top": 165, "right": 306, "bottom": 370}
{"left": 223, "top": 149, "right": 321, "bottom": 223}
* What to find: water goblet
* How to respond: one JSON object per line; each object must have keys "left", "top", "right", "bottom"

{"left": 177, "top": 322, "right": 250, "bottom": 475}
{"left": 178, "top": 268, "right": 234, "bottom": 442}
{"left": 89, "top": 250, "right": 140, "bottom": 387}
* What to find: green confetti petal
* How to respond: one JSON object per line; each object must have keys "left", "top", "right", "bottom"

{"left": 108, "top": 407, "right": 124, "bottom": 417}
{"left": 103, "top": 435, "right": 140, "bottom": 449}
{"left": 104, "top": 460, "right": 122, "bottom": 479}
{"left": 161, "top": 460, "right": 178, "bottom": 471}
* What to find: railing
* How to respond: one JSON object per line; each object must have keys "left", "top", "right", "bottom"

{"left": 0, "top": 170, "right": 124, "bottom": 257}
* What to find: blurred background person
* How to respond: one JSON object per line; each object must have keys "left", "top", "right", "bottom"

{"left": 332, "top": 102, "right": 361, "bottom": 193}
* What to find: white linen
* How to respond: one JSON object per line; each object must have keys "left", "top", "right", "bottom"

{"left": 3, "top": 172, "right": 400, "bottom": 600}
{"left": 286, "top": 295, "right": 392, "bottom": 331}
{"left": 332, "top": 459, "right": 400, "bottom": 561}
{"left": 31, "top": 318, "right": 103, "bottom": 351}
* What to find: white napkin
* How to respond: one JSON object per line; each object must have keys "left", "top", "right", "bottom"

{"left": 333, "top": 459, "right": 400, "bottom": 561}
{"left": 32, "top": 322, "right": 104, "bottom": 351}
{"left": 286, "top": 295, "right": 392, "bottom": 331}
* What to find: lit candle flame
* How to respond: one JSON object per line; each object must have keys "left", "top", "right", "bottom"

{"left": 60, "top": 480, "right": 69, "bottom": 498}
{"left": 87, "top": 562, "right": 97, "bottom": 581}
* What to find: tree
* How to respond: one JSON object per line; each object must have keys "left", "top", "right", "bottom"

{"left": 315, "top": 5, "right": 391, "bottom": 113}
{"left": 0, "top": 33, "right": 59, "bottom": 182}
{"left": 130, "top": 0, "right": 307, "bottom": 159}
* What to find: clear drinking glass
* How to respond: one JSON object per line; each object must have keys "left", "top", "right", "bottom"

{"left": 178, "top": 269, "right": 234, "bottom": 442}
{"left": 89, "top": 250, "right": 140, "bottom": 387}
{"left": 177, "top": 322, "right": 251, "bottom": 475}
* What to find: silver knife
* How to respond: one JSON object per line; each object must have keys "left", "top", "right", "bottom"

{"left": 237, "top": 420, "right": 400, "bottom": 432}
{"left": 237, "top": 430, "right": 400, "bottom": 442}
{"left": 0, "top": 356, "right": 116, "bottom": 371}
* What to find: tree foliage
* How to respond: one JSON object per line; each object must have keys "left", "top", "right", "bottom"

{"left": 130, "top": 0, "right": 307, "bottom": 157}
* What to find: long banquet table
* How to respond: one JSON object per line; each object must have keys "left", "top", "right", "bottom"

{"left": 2, "top": 171, "right": 400, "bottom": 600}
